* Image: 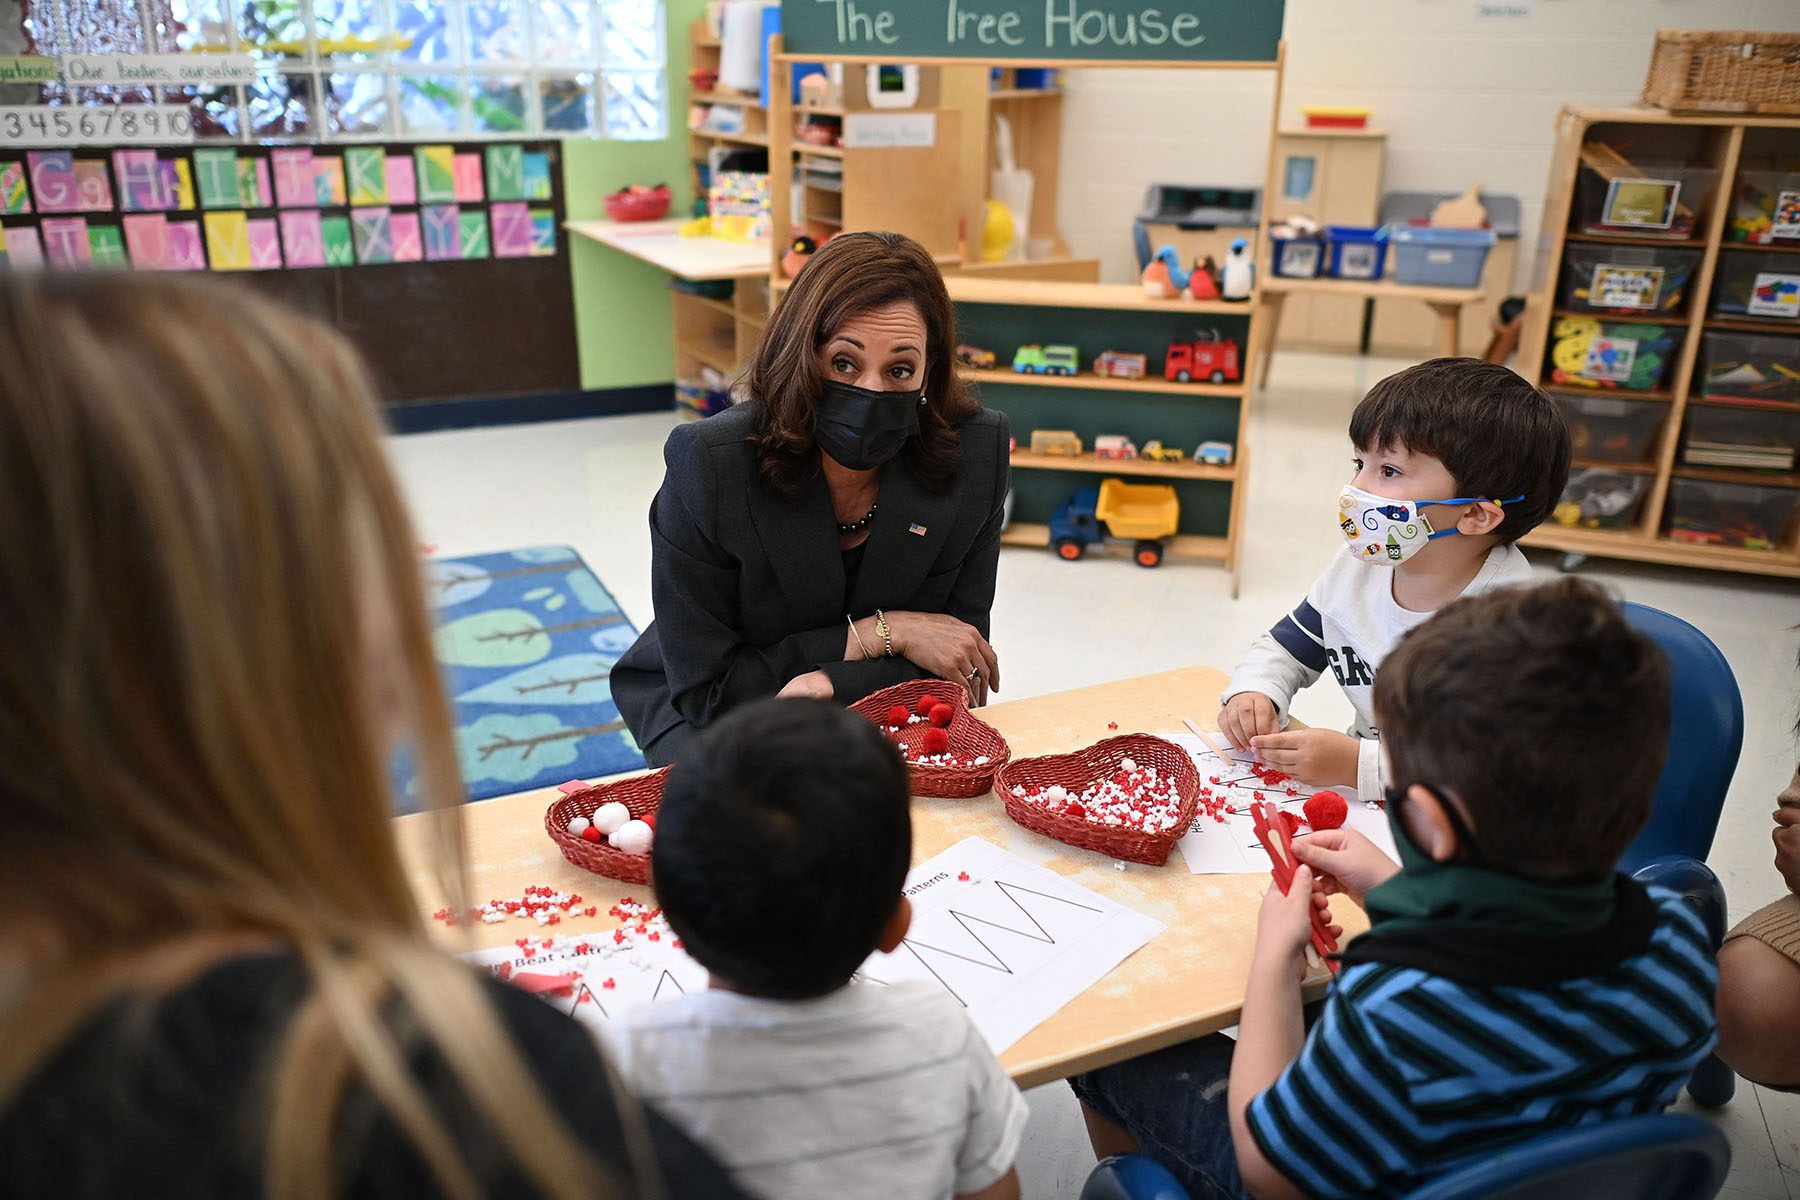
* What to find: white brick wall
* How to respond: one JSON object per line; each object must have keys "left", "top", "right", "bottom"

{"left": 1057, "top": 0, "right": 1800, "bottom": 286}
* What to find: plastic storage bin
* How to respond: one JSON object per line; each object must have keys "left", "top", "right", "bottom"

{"left": 1729, "top": 169, "right": 1800, "bottom": 245}
{"left": 1389, "top": 226, "right": 1495, "bottom": 287}
{"left": 1682, "top": 407, "right": 1800, "bottom": 472}
{"left": 1574, "top": 159, "right": 1719, "bottom": 239}
{"left": 1698, "top": 332, "right": 1800, "bottom": 406}
{"left": 1712, "top": 250, "right": 1800, "bottom": 323}
{"left": 1271, "top": 234, "right": 1324, "bottom": 278}
{"left": 1553, "top": 468, "right": 1651, "bottom": 531}
{"left": 1665, "top": 478, "right": 1799, "bottom": 551}
{"left": 1324, "top": 226, "right": 1387, "bottom": 280}
{"left": 1547, "top": 317, "right": 1684, "bottom": 392}
{"left": 1554, "top": 394, "right": 1668, "bottom": 464}
{"left": 1558, "top": 244, "right": 1702, "bottom": 316}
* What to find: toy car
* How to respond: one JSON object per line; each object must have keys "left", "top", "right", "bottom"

{"left": 1049, "top": 480, "right": 1181, "bottom": 568}
{"left": 1140, "top": 440, "right": 1186, "bottom": 462}
{"left": 1094, "top": 350, "right": 1148, "bottom": 380}
{"left": 1195, "top": 440, "right": 1234, "bottom": 467}
{"left": 1165, "top": 331, "right": 1242, "bottom": 384}
{"left": 1014, "top": 344, "right": 1079, "bottom": 376}
{"left": 956, "top": 344, "right": 997, "bottom": 369}
{"left": 1094, "top": 435, "right": 1137, "bottom": 461}
{"left": 1029, "top": 429, "right": 1083, "bottom": 457}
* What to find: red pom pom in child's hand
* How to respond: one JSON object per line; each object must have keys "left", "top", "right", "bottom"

{"left": 580, "top": 825, "right": 602, "bottom": 843}
{"left": 928, "top": 703, "right": 954, "bottom": 728}
{"left": 1279, "top": 811, "right": 1301, "bottom": 837}
{"left": 885, "top": 704, "right": 910, "bottom": 727}
{"left": 915, "top": 694, "right": 943, "bottom": 716}
{"left": 922, "top": 727, "right": 950, "bottom": 754}
{"left": 1304, "top": 790, "right": 1348, "bottom": 831}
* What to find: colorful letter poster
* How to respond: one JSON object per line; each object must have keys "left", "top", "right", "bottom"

{"left": 28, "top": 151, "right": 79, "bottom": 212}
{"left": 5, "top": 225, "right": 43, "bottom": 269}
{"left": 203, "top": 210, "right": 253, "bottom": 270}
{"left": 422, "top": 204, "right": 460, "bottom": 260}
{"left": 73, "top": 160, "right": 113, "bottom": 211}
{"left": 390, "top": 211, "right": 422, "bottom": 261}
{"left": 163, "top": 158, "right": 196, "bottom": 210}
{"left": 452, "top": 152, "right": 484, "bottom": 202}
{"left": 522, "top": 152, "right": 552, "bottom": 200}
{"left": 485, "top": 144, "right": 524, "bottom": 201}
{"left": 40, "top": 216, "right": 91, "bottom": 268}
{"left": 458, "top": 209, "right": 489, "bottom": 258}
{"left": 271, "top": 147, "right": 316, "bottom": 208}
{"left": 314, "top": 157, "right": 347, "bottom": 206}
{"left": 490, "top": 201, "right": 533, "bottom": 258}
{"left": 237, "top": 156, "right": 272, "bottom": 208}
{"left": 193, "top": 148, "right": 240, "bottom": 208}
{"left": 87, "top": 224, "right": 127, "bottom": 267}
{"left": 1, "top": 162, "right": 30, "bottom": 213}
{"left": 415, "top": 146, "right": 456, "bottom": 203}
{"left": 279, "top": 209, "right": 325, "bottom": 268}
{"left": 385, "top": 155, "right": 417, "bottom": 206}
{"left": 530, "top": 208, "right": 556, "bottom": 256}
{"left": 351, "top": 206, "right": 393, "bottom": 264}
{"left": 345, "top": 146, "right": 387, "bottom": 206}
{"left": 320, "top": 214, "right": 355, "bottom": 265}
{"left": 166, "top": 220, "right": 207, "bottom": 270}
{"left": 122, "top": 213, "right": 171, "bottom": 269}
{"left": 247, "top": 218, "right": 283, "bottom": 269}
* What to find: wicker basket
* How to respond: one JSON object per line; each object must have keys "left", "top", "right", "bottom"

{"left": 1643, "top": 29, "right": 1800, "bottom": 115}
{"left": 996, "top": 734, "right": 1200, "bottom": 866}
{"left": 543, "top": 768, "right": 669, "bottom": 884}
{"left": 848, "top": 679, "right": 1011, "bottom": 799}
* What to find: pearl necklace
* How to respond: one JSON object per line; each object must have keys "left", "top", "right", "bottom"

{"left": 838, "top": 502, "right": 877, "bottom": 535}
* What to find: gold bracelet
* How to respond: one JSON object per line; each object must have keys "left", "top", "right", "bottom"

{"left": 875, "top": 609, "right": 893, "bottom": 658}
{"left": 846, "top": 613, "right": 873, "bottom": 660}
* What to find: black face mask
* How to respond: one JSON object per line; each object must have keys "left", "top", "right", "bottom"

{"left": 814, "top": 379, "right": 923, "bottom": 471}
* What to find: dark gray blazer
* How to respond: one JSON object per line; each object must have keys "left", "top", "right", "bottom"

{"left": 613, "top": 401, "right": 1011, "bottom": 766}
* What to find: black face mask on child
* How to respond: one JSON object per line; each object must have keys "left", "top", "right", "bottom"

{"left": 813, "top": 380, "right": 923, "bottom": 471}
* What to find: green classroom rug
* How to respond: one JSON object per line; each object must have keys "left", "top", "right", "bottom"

{"left": 396, "top": 545, "right": 645, "bottom": 811}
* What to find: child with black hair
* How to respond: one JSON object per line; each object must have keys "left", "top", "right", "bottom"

{"left": 1219, "top": 357, "right": 1571, "bottom": 799}
{"left": 603, "top": 698, "right": 1028, "bottom": 1200}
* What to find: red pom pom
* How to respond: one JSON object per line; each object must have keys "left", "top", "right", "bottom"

{"left": 915, "top": 694, "right": 943, "bottom": 716}
{"left": 580, "top": 825, "right": 602, "bottom": 843}
{"left": 641, "top": 811, "right": 657, "bottom": 830}
{"left": 929, "top": 703, "right": 954, "bottom": 727}
{"left": 1279, "top": 811, "right": 1301, "bottom": 837}
{"left": 1064, "top": 801, "right": 1087, "bottom": 819}
{"left": 1304, "top": 790, "right": 1348, "bottom": 830}
{"left": 923, "top": 727, "right": 950, "bottom": 754}
{"left": 886, "top": 704, "right": 910, "bottom": 727}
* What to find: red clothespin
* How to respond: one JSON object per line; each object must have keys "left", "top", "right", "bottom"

{"left": 1251, "top": 800, "right": 1339, "bottom": 973}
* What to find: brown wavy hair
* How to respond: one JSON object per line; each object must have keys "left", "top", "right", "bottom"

{"left": 746, "top": 231, "right": 979, "bottom": 498}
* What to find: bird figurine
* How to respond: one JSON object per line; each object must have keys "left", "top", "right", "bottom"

{"left": 1140, "top": 244, "right": 1191, "bottom": 300}
{"left": 1188, "top": 255, "right": 1221, "bottom": 300}
{"left": 1221, "top": 237, "right": 1255, "bottom": 301}
{"left": 780, "top": 234, "right": 818, "bottom": 279}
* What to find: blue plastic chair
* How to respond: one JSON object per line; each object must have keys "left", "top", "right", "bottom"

{"left": 1080, "top": 1154, "right": 1189, "bottom": 1200}
{"left": 1403, "top": 1113, "right": 1730, "bottom": 1200}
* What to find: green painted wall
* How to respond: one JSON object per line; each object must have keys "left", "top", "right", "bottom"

{"left": 562, "top": 0, "right": 711, "bottom": 390}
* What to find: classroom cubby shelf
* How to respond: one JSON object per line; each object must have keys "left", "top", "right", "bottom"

{"left": 999, "top": 523, "right": 1232, "bottom": 562}
{"left": 959, "top": 369, "right": 1244, "bottom": 399}
{"left": 1008, "top": 449, "right": 1238, "bottom": 482}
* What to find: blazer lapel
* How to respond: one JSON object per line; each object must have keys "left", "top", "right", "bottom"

{"left": 749, "top": 470, "right": 846, "bottom": 625}
{"left": 848, "top": 461, "right": 958, "bottom": 614}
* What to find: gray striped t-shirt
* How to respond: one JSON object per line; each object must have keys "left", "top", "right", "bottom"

{"left": 603, "top": 981, "right": 1028, "bottom": 1198}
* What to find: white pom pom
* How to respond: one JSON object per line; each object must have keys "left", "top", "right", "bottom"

{"left": 593, "top": 802, "right": 630, "bottom": 835}
{"left": 1044, "top": 785, "right": 1068, "bottom": 803}
{"left": 566, "top": 816, "right": 591, "bottom": 836}
{"left": 609, "top": 819, "right": 654, "bottom": 855}
{"left": 1121, "top": 757, "right": 1137, "bottom": 772}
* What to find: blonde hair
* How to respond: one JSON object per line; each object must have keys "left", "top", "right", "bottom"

{"left": 0, "top": 274, "right": 647, "bottom": 1199}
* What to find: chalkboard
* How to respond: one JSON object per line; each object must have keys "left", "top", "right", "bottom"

{"left": 780, "top": 0, "right": 1284, "bottom": 63}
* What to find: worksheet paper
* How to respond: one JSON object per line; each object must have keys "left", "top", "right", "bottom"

{"left": 855, "top": 837, "right": 1165, "bottom": 1054}
{"left": 1162, "top": 731, "right": 1398, "bottom": 875}
{"left": 463, "top": 922, "right": 709, "bottom": 1038}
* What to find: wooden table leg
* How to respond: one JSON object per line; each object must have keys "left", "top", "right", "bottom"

{"left": 1429, "top": 301, "right": 1461, "bottom": 359}
{"left": 1257, "top": 291, "right": 1286, "bottom": 388}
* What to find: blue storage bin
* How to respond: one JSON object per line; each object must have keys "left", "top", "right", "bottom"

{"left": 1271, "top": 235, "right": 1325, "bottom": 278}
{"left": 1325, "top": 225, "right": 1387, "bottom": 280}
{"left": 1390, "top": 225, "right": 1496, "bottom": 287}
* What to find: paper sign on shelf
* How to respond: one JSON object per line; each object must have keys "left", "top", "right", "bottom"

{"left": 1592, "top": 264, "right": 1663, "bottom": 310}
{"left": 842, "top": 111, "right": 937, "bottom": 149}
{"left": 1747, "top": 272, "right": 1800, "bottom": 320}
{"left": 62, "top": 53, "right": 258, "bottom": 87}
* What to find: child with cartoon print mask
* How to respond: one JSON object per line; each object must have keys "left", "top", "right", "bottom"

{"left": 1217, "top": 358, "right": 1571, "bottom": 800}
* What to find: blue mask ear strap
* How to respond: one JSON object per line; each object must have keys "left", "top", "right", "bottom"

{"left": 1420, "top": 494, "right": 1525, "bottom": 539}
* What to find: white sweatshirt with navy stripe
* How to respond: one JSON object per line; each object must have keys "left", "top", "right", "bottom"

{"left": 1222, "top": 543, "right": 1532, "bottom": 800}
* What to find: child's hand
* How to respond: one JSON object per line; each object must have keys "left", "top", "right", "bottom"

{"left": 1291, "top": 828, "right": 1399, "bottom": 908}
{"left": 1250, "top": 728, "right": 1360, "bottom": 787}
{"left": 1220, "top": 692, "right": 1279, "bottom": 751}
{"left": 1255, "top": 864, "right": 1320, "bottom": 967}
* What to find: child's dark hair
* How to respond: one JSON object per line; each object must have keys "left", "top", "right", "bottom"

{"left": 1375, "top": 578, "right": 1669, "bottom": 878}
{"left": 654, "top": 698, "right": 912, "bottom": 999}
{"left": 1349, "top": 357, "right": 1570, "bottom": 543}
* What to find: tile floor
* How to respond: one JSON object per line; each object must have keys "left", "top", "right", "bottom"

{"left": 388, "top": 350, "right": 1800, "bottom": 1198}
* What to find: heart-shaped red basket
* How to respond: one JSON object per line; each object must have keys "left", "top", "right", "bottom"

{"left": 849, "top": 680, "right": 1010, "bottom": 799}
{"left": 543, "top": 768, "right": 668, "bottom": 884}
{"left": 995, "top": 734, "right": 1200, "bottom": 865}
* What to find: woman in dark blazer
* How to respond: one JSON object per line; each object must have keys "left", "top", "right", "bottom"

{"left": 613, "top": 232, "right": 1010, "bottom": 767}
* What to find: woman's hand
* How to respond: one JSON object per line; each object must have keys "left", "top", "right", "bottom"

{"left": 1774, "top": 803, "right": 1800, "bottom": 895}
{"left": 884, "top": 611, "right": 1000, "bottom": 705}
{"left": 776, "top": 670, "right": 835, "bottom": 700}
{"left": 1289, "top": 828, "right": 1399, "bottom": 909}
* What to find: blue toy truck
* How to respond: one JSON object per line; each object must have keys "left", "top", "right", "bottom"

{"left": 1049, "top": 480, "right": 1181, "bottom": 568}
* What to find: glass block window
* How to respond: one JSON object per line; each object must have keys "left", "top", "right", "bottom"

{"left": 23, "top": 0, "right": 666, "bottom": 142}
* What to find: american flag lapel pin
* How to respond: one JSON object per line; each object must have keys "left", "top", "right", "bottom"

{"left": 908, "top": 522, "right": 928, "bottom": 536}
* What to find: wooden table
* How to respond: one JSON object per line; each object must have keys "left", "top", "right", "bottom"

{"left": 564, "top": 218, "right": 771, "bottom": 281}
{"left": 393, "top": 667, "right": 1361, "bottom": 1089}
{"left": 1256, "top": 275, "right": 1485, "bottom": 387}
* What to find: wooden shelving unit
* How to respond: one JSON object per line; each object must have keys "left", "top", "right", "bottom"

{"left": 1518, "top": 106, "right": 1800, "bottom": 579}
